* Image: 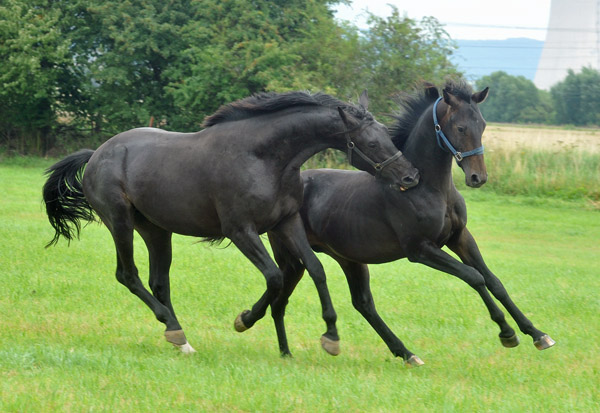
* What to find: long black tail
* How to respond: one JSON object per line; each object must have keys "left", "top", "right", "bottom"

{"left": 42, "top": 149, "right": 96, "bottom": 247}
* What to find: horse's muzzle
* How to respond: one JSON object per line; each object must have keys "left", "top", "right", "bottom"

{"left": 390, "top": 170, "right": 420, "bottom": 191}
{"left": 466, "top": 172, "right": 487, "bottom": 188}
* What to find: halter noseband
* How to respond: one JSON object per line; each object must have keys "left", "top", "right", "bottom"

{"left": 433, "top": 97, "right": 484, "bottom": 162}
{"left": 344, "top": 120, "right": 404, "bottom": 177}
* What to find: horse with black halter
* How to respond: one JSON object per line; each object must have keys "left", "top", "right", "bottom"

{"left": 43, "top": 90, "right": 419, "bottom": 354}
{"left": 268, "top": 82, "right": 555, "bottom": 365}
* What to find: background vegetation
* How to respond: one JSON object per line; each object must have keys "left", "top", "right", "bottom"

{"left": 2, "top": 0, "right": 599, "bottom": 157}
{"left": 0, "top": 0, "right": 457, "bottom": 155}
{"left": 1, "top": 160, "right": 598, "bottom": 411}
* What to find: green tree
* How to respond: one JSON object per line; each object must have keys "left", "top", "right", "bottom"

{"left": 66, "top": 0, "right": 195, "bottom": 133}
{"left": 359, "top": 7, "right": 459, "bottom": 114}
{"left": 0, "top": 0, "right": 72, "bottom": 153}
{"left": 166, "top": 0, "right": 347, "bottom": 128}
{"left": 1, "top": 0, "right": 461, "bottom": 154}
{"left": 476, "top": 71, "right": 554, "bottom": 124}
{"left": 551, "top": 67, "right": 600, "bottom": 126}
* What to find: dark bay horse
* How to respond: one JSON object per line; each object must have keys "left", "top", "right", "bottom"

{"left": 43, "top": 91, "right": 419, "bottom": 354}
{"left": 268, "top": 82, "right": 555, "bottom": 365}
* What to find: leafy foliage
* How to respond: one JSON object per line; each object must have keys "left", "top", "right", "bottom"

{"left": 550, "top": 67, "right": 600, "bottom": 126}
{"left": 1, "top": 0, "right": 461, "bottom": 154}
{"left": 360, "top": 7, "right": 458, "bottom": 114}
{"left": 0, "top": 0, "right": 73, "bottom": 152}
{"left": 4, "top": 1, "right": 600, "bottom": 156}
{"left": 475, "top": 71, "right": 554, "bottom": 124}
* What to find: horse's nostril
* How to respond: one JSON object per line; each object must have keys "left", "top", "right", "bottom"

{"left": 471, "top": 174, "right": 480, "bottom": 184}
{"left": 402, "top": 172, "right": 419, "bottom": 187}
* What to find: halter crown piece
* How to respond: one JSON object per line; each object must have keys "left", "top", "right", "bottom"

{"left": 432, "top": 97, "right": 484, "bottom": 162}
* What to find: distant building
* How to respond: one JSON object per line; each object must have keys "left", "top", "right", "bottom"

{"left": 534, "top": 0, "right": 600, "bottom": 90}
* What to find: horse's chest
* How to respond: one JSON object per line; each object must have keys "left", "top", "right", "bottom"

{"left": 436, "top": 203, "right": 462, "bottom": 246}
{"left": 436, "top": 210, "right": 454, "bottom": 246}
{"left": 250, "top": 182, "right": 303, "bottom": 228}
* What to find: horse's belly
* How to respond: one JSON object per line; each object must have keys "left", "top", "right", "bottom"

{"left": 135, "top": 200, "right": 223, "bottom": 237}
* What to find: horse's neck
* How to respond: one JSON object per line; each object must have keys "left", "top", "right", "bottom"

{"left": 404, "top": 107, "right": 454, "bottom": 191}
{"left": 271, "top": 110, "right": 344, "bottom": 169}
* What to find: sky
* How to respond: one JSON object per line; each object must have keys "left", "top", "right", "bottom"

{"left": 334, "top": 0, "right": 552, "bottom": 41}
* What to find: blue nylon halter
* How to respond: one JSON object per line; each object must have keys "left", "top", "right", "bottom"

{"left": 433, "top": 97, "right": 484, "bottom": 162}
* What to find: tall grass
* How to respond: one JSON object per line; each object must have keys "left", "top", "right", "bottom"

{"left": 454, "top": 148, "right": 600, "bottom": 201}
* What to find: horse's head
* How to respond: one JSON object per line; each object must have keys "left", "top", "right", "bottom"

{"left": 436, "top": 85, "right": 489, "bottom": 188}
{"left": 338, "top": 91, "right": 419, "bottom": 191}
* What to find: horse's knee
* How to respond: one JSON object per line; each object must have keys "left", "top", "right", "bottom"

{"left": 304, "top": 257, "right": 326, "bottom": 282}
{"left": 460, "top": 267, "right": 486, "bottom": 290}
{"left": 265, "top": 270, "right": 283, "bottom": 292}
{"left": 351, "top": 296, "right": 374, "bottom": 314}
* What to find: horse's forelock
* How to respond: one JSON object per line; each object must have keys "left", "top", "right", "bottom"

{"left": 443, "top": 78, "right": 474, "bottom": 103}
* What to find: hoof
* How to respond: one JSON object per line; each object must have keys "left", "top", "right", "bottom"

{"left": 234, "top": 310, "right": 250, "bottom": 332}
{"left": 165, "top": 329, "right": 187, "bottom": 346}
{"left": 406, "top": 355, "right": 425, "bottom": 367}
{"left": 500, "top": 333, "right": 520, "bottom": 348}
{"left": 534, "top": 334, "right": 556, "bottom": 350}
{"left": 320, "top": 335, "right": 341, "bottom": 356}
{"left": 165, "top": 329, "right": 196, "bottom": 354}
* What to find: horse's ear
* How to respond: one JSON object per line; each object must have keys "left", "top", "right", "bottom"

{"left": 338, "top": 107, "right": 351, "bottom": 127}
{"left": 358, "top": 90, "right": 369, "bottom": 110}
{"left": 424, "top": 83, "right": 439, "bottom": 100}
{"left": 472, "top": 87, "right": 489, "bottom": 104}
{"left": 442, "top": 88, "right": 460, "bottom": 107}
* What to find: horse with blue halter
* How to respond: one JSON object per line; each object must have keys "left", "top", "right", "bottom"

{"left": 267, "top": 81, "right": 555, "bottom": 365}
{"left": 42, "top": 90, "right": 419, "bottom": 354}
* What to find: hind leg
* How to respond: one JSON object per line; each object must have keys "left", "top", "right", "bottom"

{"left": 136, "top": 215, "right": 195, "bottom": 353}
{"left": 337, "top": 259, "right": 423, "bottom": 366}
{"left": 97, "top": 201, "right": 184, "bottom": 351}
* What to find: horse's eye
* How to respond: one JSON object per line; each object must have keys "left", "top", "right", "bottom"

{"left": 368, "top": 141, "right": 378, "bottom": 149}
{"left": 457, "top": 126, "right": 466, "bottom": 134}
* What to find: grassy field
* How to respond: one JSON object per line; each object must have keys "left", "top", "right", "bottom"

{"left": 1, "top": 157, "right": 599, "bottom": 412}
{"left": 483, "top": 123, "right": 600, "bottom": 153}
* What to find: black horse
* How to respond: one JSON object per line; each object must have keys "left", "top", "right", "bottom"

{"left": 43, "top": 90, "right": 419, "bottom": 354}
{"left": 268, "top": 82, "right": 555, "bottom": 365}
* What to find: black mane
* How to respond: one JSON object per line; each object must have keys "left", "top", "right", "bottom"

{"left": 203, "top": 91, "right": 371, "bottom": 127}
{"left": 390, "top": 80, "right": 473, "bottom": 151}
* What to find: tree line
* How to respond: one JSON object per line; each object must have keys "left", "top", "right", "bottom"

{"left": 1, "top": 0, "right": 598, "bottom": 156}
{"left": 476, "top": 68, "right": 600, "bottom": 126}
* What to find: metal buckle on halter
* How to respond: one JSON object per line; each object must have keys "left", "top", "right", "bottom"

{"left": 435, "top": 124, "right": 442, "bottom": 132}
{"left": 347, "top": 141, "right": 355, "bottom": 149}
{"left": 454, "top": 152, "right": 463, "bottom": 162}
{"left": 374, "top": 163, "right": 382, "bottom": 171}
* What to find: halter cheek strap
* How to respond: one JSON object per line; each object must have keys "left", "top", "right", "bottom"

{"left": 433, "top": 97, "right": 484, "bottom": 162}
{"left": 344, "top": 123, "right": 404, "bottom": 177}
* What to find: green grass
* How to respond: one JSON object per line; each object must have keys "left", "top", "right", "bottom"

{"left": 1, "top": 160, "right": 599, "bottom": 412}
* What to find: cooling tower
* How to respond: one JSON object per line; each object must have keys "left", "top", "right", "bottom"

{"left": 534, "top": 0, "right": 600, "bottom": 89}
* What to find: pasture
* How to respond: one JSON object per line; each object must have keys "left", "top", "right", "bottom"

{"left": 1, "top": 149, "right": 599, "bottom": 411}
